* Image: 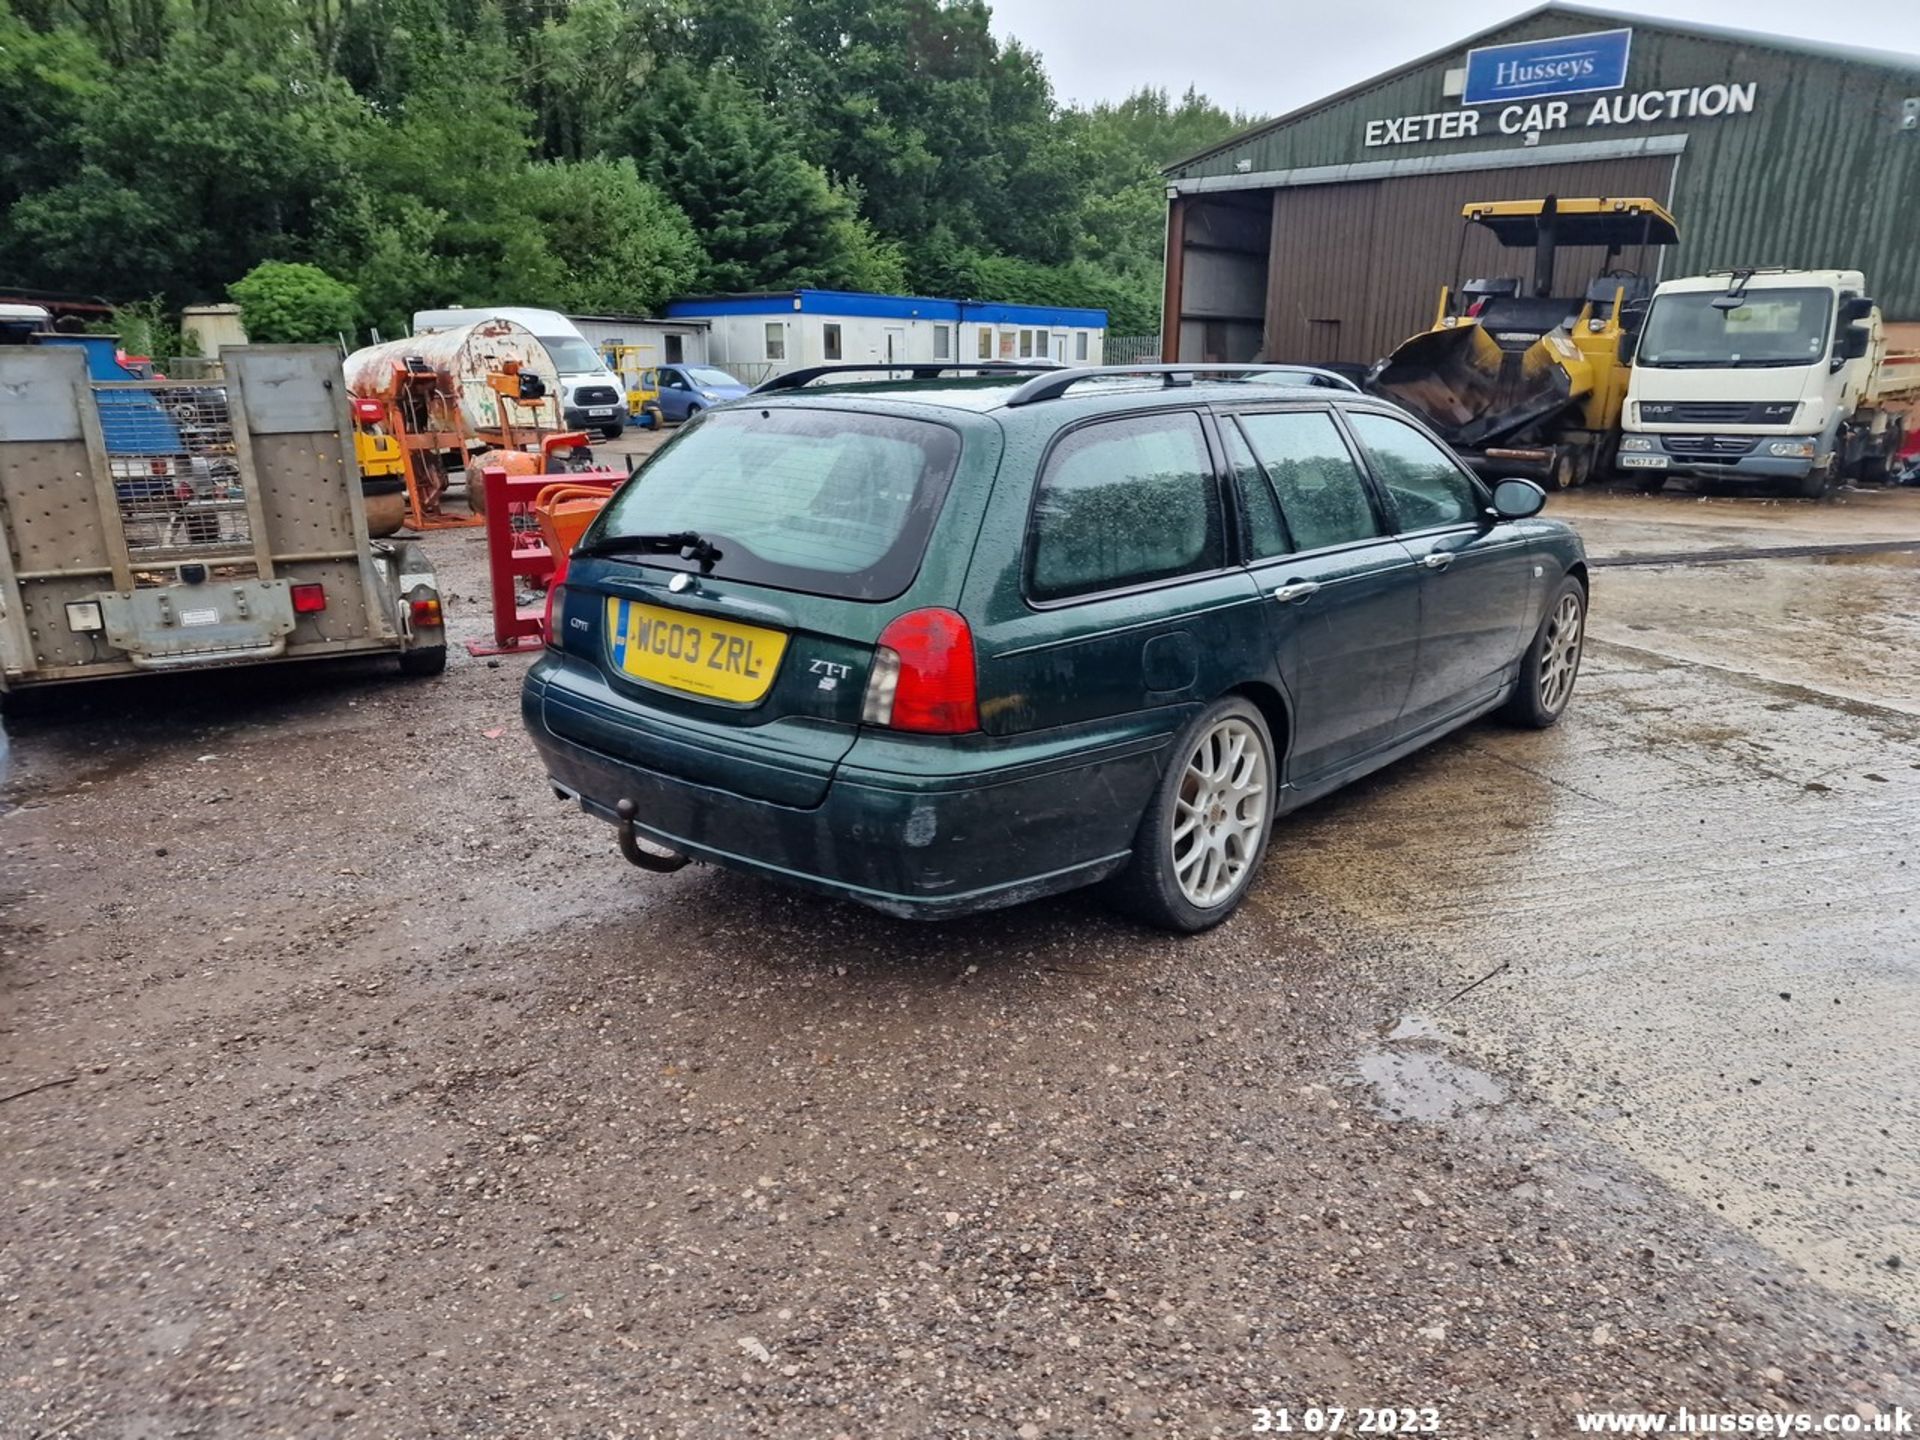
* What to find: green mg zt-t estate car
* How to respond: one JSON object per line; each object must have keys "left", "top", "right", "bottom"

{"left": 524, "top": 363, "right": 1588, "bottom": 932}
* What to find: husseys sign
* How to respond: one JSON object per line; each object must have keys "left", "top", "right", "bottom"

{"left": 1362, "top": 26, "right": 1760, "bottom": 148}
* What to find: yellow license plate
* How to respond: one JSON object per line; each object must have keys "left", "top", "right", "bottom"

{"left": 606, "top": 598, "right": 788, "bottom": 703}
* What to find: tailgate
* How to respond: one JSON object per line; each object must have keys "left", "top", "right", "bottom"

{"left": 542, "top": 561, "right": 883, "bottom": 809}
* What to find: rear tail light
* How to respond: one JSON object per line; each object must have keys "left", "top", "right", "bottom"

{"left": 542, "top": 583, "right": 566, "bottom": 647}
{"left": 862, "top": 608, "right": 978, "bottom": 734}
{"left": 290, "top": 582, "right": 327, "bottom": 614}
{"left": 410, "top": 597, "right": 443, "bottom": 627}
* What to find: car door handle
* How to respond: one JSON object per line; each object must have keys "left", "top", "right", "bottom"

{"left": 1422, "top": 551, "right": 1454, "bottom": 570}
{"left": 1272, "top": 581, "right": 1322, "bottom": 604}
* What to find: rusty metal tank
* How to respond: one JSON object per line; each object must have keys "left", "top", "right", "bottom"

{"left": 343, "top": 318, "right": 563, "bottom": 438}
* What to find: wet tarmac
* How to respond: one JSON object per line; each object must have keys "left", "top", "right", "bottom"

{"left": 2, "top": 483, "right": 1915, "bottom": 1436}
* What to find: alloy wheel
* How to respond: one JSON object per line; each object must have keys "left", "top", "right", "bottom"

{"left": 1539, "top": 590, "right": 1584, "bottom": 714}
{"left": 1170, "top": 717, "right": 1269, "bottom": 908}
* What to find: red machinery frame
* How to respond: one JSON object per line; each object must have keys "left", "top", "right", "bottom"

{"left": 467, "top": 464, "right": 626, "bottom": 657}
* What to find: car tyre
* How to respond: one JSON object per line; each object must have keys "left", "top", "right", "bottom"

{"left": 682, "top": 403, "right": 704, "bottom": 423}
{"left": 1107, "top": 696, "right": 1275, "bottom": 934}
{"left": 1501, "top": 575, "right": 1585, "bottom": 728}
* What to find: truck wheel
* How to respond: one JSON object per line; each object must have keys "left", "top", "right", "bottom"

{"left": 399, "top": 644, "right": 447, "bottom": 678}
{"left": 1793, "top": 465, "right": 1832, "bottom": 499}
{"left": 1106, "top": 697, "right": 1275, "bottom": 934}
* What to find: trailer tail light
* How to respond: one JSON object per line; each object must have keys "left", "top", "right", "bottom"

{"left": 410, "top": 596, "right": 443, "bottom": 628}
{"left": 352, "top": 397, "right": 384, "bottom": 424}
{"left": 862, "top": 608, "right": 978, "bottom": 734}
{"left": 290, "top": 582, "right": 327, "bottom": 614}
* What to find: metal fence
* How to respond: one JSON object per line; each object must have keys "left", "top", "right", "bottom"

{"left": 1104, "top": 335, "right": 1163, "bottom": 365}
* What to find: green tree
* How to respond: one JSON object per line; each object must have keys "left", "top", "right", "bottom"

{"left": 517, "top": 157, "right": 706, "bottom": 312}
{"left": 229, "top": 261, "right": 360, "bottom": 343}
{"left": 627, "top": 63, "right": 867, "bottom": 292}
{"left": 0, "top": 30, "right": 370, "bottom": 302}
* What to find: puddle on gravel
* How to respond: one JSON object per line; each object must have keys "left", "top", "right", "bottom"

{"left": 1356, "top": 1048, "right": 1507, "bottom": 1123}
{"left": 1381, "top": 1013, "right": 1459, "bottom": 1044}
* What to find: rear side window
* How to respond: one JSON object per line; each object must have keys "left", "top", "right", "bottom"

{"left": 1029, "top": 412, "right": 1221, "bottom": 601}
{"left": 1345, "top": 411, "right": 1481, "bottom": 531}
{"left": 1236, "top": 411, "right": 1380, "bottom": 552}
{"left": 593, "top": 408, "right": 962, "bottom": 601}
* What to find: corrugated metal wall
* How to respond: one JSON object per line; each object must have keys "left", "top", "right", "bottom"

{"left": 1262, "top": 154, "right": 1678, "bottom": 365}
{"left": 1165, "top": 11, "right": 1920, "bottom": 320}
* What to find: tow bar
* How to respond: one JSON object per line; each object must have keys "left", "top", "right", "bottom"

{"left": 614, "top": 798, "right": 691, "bottom": 873}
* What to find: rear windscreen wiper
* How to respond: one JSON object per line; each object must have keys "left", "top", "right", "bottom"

{"left": 574, "top": 531, "right": 725, "bottom": 572}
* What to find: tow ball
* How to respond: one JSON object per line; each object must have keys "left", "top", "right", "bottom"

{"left": 615, "top": 798, "right": 691, "bottom": 874}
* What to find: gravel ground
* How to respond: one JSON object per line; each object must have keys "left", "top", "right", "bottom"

{"left": 2, "top": 488, "right": 1916, "bottom": 1438}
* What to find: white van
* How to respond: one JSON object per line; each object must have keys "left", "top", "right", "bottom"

{"left": 411, "top": 306, "right": 626, "bottom": 439}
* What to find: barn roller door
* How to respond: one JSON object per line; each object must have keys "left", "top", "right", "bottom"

{"left": 1262, "top": 152, "right": 1680, "bottom": 367}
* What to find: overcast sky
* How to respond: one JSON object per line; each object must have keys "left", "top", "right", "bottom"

{"left": 985, "top": 0, "right": 1920, "bottom": 115}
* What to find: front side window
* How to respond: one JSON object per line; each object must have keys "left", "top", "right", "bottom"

{"left": 823, "top": 323, "right": 843, "bottom": 361}
{"left": 591, "top": 408, "right": 962, "bottom": 601}
{"left": 1236, "top": 411, "right": 1380, "bottom": 552}
{"left": 1345, "top": 412, "right": 1479, "bottom": 532}
{"left": 764, "top": 323, "right": 786, "bottom": 361}
{"left": 1029, "top": 412, "right": 1221, "bottom": 601}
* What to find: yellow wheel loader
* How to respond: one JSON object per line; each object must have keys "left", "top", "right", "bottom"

{"left": 1368, "top": 196, "right": 1678, "bottom": 487}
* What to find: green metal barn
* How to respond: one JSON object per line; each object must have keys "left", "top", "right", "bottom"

{"left": 1159, "top": 3, "right": 1920, "bottom": 366}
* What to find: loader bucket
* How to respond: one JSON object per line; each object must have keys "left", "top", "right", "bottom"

{"left": 1369, "top": 324, "right": 1578, "bottom": 449}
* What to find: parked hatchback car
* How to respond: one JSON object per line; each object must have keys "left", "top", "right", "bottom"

{"left": 652, "top": 364, "right": 752, "bottom": 423}
{"left": 524, "top": 363, "right": 1587, "bottom": 932}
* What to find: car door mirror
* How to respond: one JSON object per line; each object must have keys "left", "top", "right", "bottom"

{"left": 1490, "top": 477, "right": 1546, "bottom": 521}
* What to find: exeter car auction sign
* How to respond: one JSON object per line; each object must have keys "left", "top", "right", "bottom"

{"left": 1361, "top": 26, "right": 1760, "bottom": 148}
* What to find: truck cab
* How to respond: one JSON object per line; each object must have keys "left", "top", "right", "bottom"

{"left": 1619, "top": 269, "right": 1918, "bottom": 496}
{"left": 412, "top": 306, "right": 626, "bottom": 440}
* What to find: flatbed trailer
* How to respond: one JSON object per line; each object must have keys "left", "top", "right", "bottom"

{"left": 0, "top": 343, "right": 446, "bottom": 699}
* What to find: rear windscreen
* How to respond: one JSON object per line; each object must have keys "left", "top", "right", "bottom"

{"left": 590, "top": 407, "right": 963, "bottom": 601}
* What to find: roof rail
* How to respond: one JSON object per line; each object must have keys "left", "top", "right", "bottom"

{"left": 1003, "top": 363, "right": 1361, "bottom": 407}
{"left": 749, "top": 361, "right": 1064, "bottom": 395}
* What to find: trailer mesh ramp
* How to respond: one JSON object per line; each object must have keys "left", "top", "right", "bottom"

{"left": 97, "top": 382, "right": 256, "bottom": 573}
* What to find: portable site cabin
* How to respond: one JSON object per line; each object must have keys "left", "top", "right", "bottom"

{"left": 565, "top": 314, "right": 712, "bottom": 369}
{"left": 663, "top": 289, "right": 1108, "bottom": 384}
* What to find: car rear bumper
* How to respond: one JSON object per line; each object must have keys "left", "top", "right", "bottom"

{"left": 523, "top": 661, "right": 1177, "bottom": 918}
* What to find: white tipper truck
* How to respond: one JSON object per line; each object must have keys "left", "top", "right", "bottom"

{"left": 1617, "top": 269, "right": 1920, "bottom": 497}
